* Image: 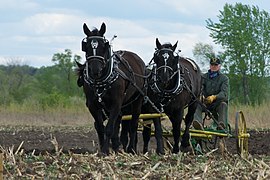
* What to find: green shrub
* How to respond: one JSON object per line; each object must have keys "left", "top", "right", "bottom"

{"left": 39, "top": 92, "right": 68, "bottom": 109}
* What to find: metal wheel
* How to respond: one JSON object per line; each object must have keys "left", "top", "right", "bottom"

{"left": 235, "top": 111, "right": 249, "bottom": 157}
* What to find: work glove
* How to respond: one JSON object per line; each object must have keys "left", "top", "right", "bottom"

{"left": 204, "top": 95, "right": 217, "bottom": 105}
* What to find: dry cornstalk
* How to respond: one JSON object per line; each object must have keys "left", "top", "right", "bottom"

{"left": 202, "top": 164, "right": 209, "bottom": 178}
{"left": 142, "top": 161, "right": 161, "bottom": 179}
{"left": 15, "top": 141, "right": 24, "bottom": 155}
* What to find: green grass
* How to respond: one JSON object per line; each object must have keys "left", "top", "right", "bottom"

{"left": 0, "top": 99, "right": 269, "bottom": 129}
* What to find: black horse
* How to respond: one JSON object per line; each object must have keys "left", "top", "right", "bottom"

{"left": 77, "top": 22, "right": 146, "bottom": 155}
{"left": 143, "top": 38, "right": 201, "bottom": 153}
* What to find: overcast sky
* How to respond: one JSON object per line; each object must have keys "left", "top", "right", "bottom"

{"left": 0, "top": 0, "right": 269, "bottom": 67}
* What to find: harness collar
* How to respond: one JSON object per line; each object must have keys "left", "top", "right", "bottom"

{"left": 150, "top": 61, "right": 184, "bottom": 107}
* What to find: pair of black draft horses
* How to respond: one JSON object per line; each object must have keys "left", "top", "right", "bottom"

{"left": 76, "top": 22, "right": 201, "bottom": 155}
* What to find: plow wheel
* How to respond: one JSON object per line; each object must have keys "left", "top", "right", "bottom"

{"left": 235, "top": 111, "right": 249, "bottom": 157}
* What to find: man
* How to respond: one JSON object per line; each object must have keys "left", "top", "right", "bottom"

{"left": 193, "top": 57, "right": 229, "bottom": 130}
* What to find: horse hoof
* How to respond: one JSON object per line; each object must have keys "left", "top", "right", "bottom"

{"left": 127, "top": 148, "right": 137, "bottom": 154}
{"left": 156, "top": 150, "right": 165, "bottom": 156}
{"left": 112, "top": 146, "right": 120, "bottom": 153}
{"left": 101, "top": 148, "right": 110, "bottom": 156}
{"left": 143, "top": 148, "right": 148, "bottom": 154}
{"left": 172, "top": 147, "right": 180, "bottom": 154}
{"left": 180, "top": 145, "right": 192, "bottom": 153}
{"left": 97, "top": 152, "right": 108, "bottom": 157}
{"left": 113, "top": 149, "right": 120, "bottom": 154}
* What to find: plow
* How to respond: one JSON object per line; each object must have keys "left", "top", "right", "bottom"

{"left": 122, "top": 110, "right": 250, "bottom": 157}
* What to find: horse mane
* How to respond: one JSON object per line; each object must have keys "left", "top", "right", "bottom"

{"left": 91, "top": 27, "right": 99, "bottom": 35}
{"left": 89, "top": 27, "right": 105, "bottom": 36}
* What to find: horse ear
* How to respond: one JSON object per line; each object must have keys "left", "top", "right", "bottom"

{"left": 83, "top": 23, "right": 92, "bottom": 36}
{"left": 172, "top": 41, "right": 178, "bottom": 52}
{"left": 75, "top": 60, "right": 83, "bottom": 68}
{"left": 75, "top": 60, "right": 85, "bottom": 87}
{"left": 99, "top": 22, "right": 106, "bottom": 36}
{"left": 156, "top": 38, "right": 162, "bottom": 50}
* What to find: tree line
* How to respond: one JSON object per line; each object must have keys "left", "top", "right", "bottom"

{"left": 0, "top": 49, "right": 83, "bottom": 108}
{"left": 0, "top": 3, "right": 269, "bottom": 107}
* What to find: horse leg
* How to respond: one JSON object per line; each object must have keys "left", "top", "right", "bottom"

{"left": 94, "top": 121, "right": 105, "bottom": 150}
{"left": 152, "top": 117, "right": 165, "bottom": 155}
{"left": 169, "top": 109, "right": 184, "bottom": 153}
{"left": 89, "top": 107, "right": 105, "bottom": 151}
{"left": 85, "top": 97, "right": 106, "bottom": 153}
{"left": 102, "top": 105, "right": 121, "bottom": 155}
{"left": 127, "top": 97, "right": 143, "bottom": 154}
{"left": 111, "top": 115, "right": 121, "bottom": 152}
{"left": 180, "top": 103, "right": 197, "bottom": 152}
{"left": 142, "top": 123, "right": 151, "bottom": 154}
{"left": 127, "top": 113, "right": 139, "bottom": 154}
{"left": 120, "top": 119, "right": 129, "bottom": 152}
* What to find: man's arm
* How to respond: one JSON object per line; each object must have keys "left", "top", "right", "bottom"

{"left": 216, "top": 75, "right": 229, "bottom": 101}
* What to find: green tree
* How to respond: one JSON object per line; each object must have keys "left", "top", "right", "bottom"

{"left": 206, "top": 3, "right": 270, "bottom": 104}
{"left": 34, "top": 64, "right": 83, "bottom": 108}
{"left": 193, "top": 43, "right": 216, "bottom": 72}
{"left": 35, "top": 66, "right": 62, "bottom": 95}
{"left": 52, "top": 49, "right": 82, "bottom": 95}
{"left": 0, "top": 63, "right": 38, "bottom": 104}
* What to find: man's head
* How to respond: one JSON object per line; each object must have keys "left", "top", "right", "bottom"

{"left": 209, "top": 57, "right": 221, "bottom": 72}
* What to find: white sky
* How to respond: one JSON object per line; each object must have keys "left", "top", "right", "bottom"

{"left": 0, "top": 0, "right": 269, "bottom": 67}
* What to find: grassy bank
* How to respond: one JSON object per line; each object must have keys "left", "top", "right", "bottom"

{"left": 0, "top": 100, "right": 269, "bottom": 129}
{"left": 0, "top": 97, "right": 93, "bottom": 127}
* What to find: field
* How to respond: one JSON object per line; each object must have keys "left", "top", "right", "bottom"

{"left": 0, "top": 104, "right": 270, "bottom": 179}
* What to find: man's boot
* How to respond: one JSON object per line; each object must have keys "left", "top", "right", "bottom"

{"left": 193, "top": 120, "right": 204, "bottom": 130}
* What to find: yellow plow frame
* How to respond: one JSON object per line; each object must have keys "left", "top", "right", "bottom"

{"left": 122, "top": 111, "right": 250, "bottom": 157}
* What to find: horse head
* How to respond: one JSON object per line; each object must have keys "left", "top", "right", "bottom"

{"left": 153, "top": 38, "right": 178, "bottom": 89}
{"left": 81, "top": 22, "right": 111, "bottom": 80}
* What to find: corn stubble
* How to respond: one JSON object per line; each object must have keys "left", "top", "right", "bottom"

{"left": 1, "top": 143, "right": 269, "bottom": 179}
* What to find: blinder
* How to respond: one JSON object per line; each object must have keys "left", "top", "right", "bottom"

{"left": 81, "top": 36, "right": 109, "bottom": 52}
{"left": 153, "top": 48, "right": 178, "bottom": 63}
{"left": 82, "top": 36, "right": 111, "bottom": 65}
{"left": 81, "top": 38, "right": 87, "bottom": 52}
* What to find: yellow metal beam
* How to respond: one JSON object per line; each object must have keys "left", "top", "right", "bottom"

{"left": 137, "top": 128, "right": 213, "bottom": 139}
{"left": 122, "top": 113, "right": 167, "bottom": 120}
{"left": 190, "top": 132, "right": 212, "bottom": 139}
{"left": 238, "top": 133, "right": 250, "bottom": 138}
{"left": 190, "top": 129, "right": 231, "bottom": 137}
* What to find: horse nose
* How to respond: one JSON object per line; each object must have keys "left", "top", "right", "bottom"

{"left": 94, "top": 69, "right": 103, "bottom": 79}
{"left": 158, "top": 72, "right": 170, "bottom": 84}
{"left": 163, "top": 72, "right": 170, "bottom": 82}
{"left": 92, "top": 71, "right": 101, "bottom": 79}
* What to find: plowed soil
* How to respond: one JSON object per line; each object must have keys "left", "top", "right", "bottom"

{"left": 0, "top": 127, "right": 269, "bottom": 156}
